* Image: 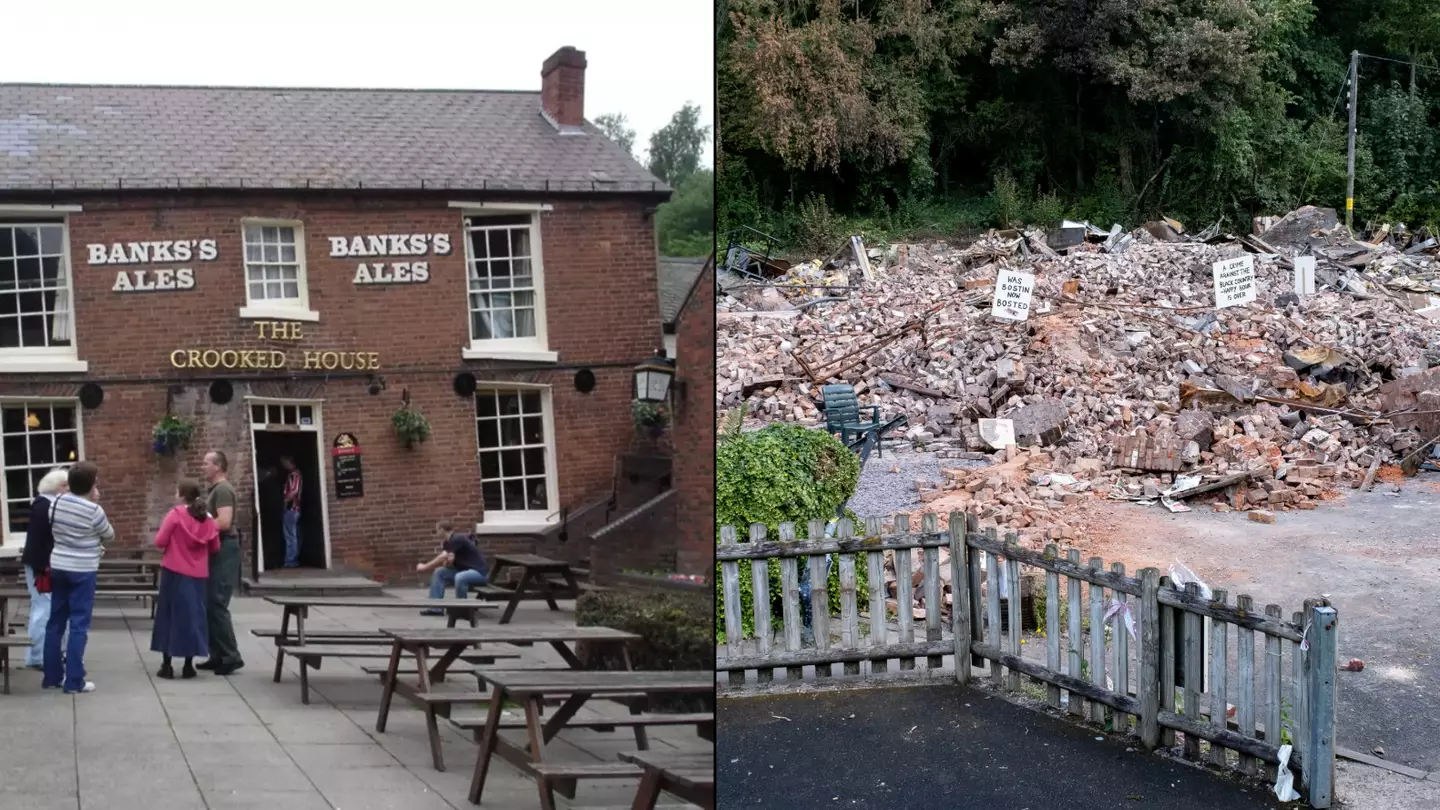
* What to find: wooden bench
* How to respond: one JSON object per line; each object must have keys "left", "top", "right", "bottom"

{"left": 0, "top": 634, "right": 33, "bottom": 695}
{"left": 282, "top": 646, "right": 524, "bottom": 704}
{"left": 449, "top": 705, "right": 714, "bottom": 738}
{"left": 93, "top": 588, "right": 160, "bottom": 618}
{"left": 619, "top": 750, "right": 715, "bottom": 810}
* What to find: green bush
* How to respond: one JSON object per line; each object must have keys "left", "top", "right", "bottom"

{"left": 788, "top": 193, "right": 841, "bottom": 255}
{"left": 576, "top": 586, "right": 712, "bottom": 712}
{"left": 715, "top": 423, "right": 864, "bottom": 642}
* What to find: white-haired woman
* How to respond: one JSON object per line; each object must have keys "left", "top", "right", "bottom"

{"left": 19, "top": 467, "right": 69, "bottom": 669}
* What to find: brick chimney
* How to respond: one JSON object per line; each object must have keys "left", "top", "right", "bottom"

{"left": 541, "top": 46, "right": 587, "bottom": 129}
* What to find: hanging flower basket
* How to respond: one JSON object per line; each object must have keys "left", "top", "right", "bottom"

{"left": 151, "top": 415, "right": 195, "bottom": 457}
{"left": 392, "top": 406, "right": 431, "bottom": 449}
{"left": 632, "top": 400, "right": 669, "bottom": 436}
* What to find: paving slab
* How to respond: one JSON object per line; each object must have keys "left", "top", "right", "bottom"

{"left": 0, "top": 589, "right": 692, "bottom": 810}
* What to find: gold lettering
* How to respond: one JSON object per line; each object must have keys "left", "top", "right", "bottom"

{"left": 339, "top": 352, "right": 355, "bottom": 370}
{"left": 291, "top": 322, "right": 304, "bottom": 340}
{"left": 256, "top": 322, "right": 269, "bottom": 339}
{"left": 270, "top": 351, "right": 286, "bottom": 368}
{"left": 239, "top": 351, "right": 255, "bottom": 369}
{"left": 219, "top": 350, "right": 239, "bottom": 368}
{"left": 303, "top": 351, "right": 321, "bottom": 370}
{"left": 169, "top": 350, "right": 187, "bottom": 368}
{"left": 321, "top": 351, "right": 339, "bottom": 370}
{"left": 367, "top": 352, "right": 380, "bottom": 370}
{"left": 200, "top": 350, "right": 220, "bottom": 368}
{"left": 187, "top": 350, "right": 202, "bottom": 367}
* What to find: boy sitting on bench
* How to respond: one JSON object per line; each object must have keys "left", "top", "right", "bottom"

{"left": 416, "top": 520, "right": 490, "bottom": 614}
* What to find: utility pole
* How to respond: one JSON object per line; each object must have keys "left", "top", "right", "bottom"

{"left": 1346, "top": 50, "right": 1359, "bottom": 233}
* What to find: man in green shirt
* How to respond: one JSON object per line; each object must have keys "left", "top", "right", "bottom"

{"left": 198, "top": 449, "right": 244, "bottom": 675}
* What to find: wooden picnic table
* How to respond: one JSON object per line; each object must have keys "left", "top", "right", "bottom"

{"left": 480, "top": 554, "right": 585, "bottom": 624}
{"left": 619, "top": 749, "right": 715, "bottom": 810}
{"left": 374, "top": 625, "right": 641, "bottom": 772}
{"left": 261, "top": 596, "right": 496, "bottom": 687}
{"left": 0, "top": 587, "right": 30, "bottom": 694}
{"left": 465, "top": 669, "right": 715, "bottom": 808}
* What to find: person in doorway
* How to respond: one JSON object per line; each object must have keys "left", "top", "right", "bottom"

{"left": 416, "top": 520, "right": 490, "bottom": 615}
{"left": 280, "top": 455, "right": 302, "bottom": 568}
{"left": 197, "top": 450, "right": 244, "bottom": 675}
{"left": 150, "top": 479, "right": 220, "bottom": 680}
{"left": 20, "top": 467, "right": 69, "bottom": 670}
{"left": 43, "top": 462, "right": 114, "bottom": 694}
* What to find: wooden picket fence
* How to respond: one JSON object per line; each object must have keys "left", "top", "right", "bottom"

{"left": 716, "top": 511, "right": 1338, "bottom": 809}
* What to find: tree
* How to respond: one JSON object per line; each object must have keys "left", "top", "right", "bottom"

{"left": 656, "top": 170, "right": 715, "bottom": 257}
{"left": 594, "top": 112, "right": 636, "bottom": 157}
{"left": 647, "top": 103, "right": 711, "bottom": 187}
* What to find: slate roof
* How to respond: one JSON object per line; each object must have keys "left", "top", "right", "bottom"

{"left": 0, "top": 84, "right": 666, "bottom": 193}
{"left": 658, "top": 256, "right": 709, "bottom": 326}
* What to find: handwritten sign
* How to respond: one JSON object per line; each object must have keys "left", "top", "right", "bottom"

{"left": 332, "top": 433, "right": 364, "bottom": 499}
{"left": 991, "top": 269, "right": 1035, "bottom": 321}
{"left": 1213, "top": 255, "right": 1257, "bottom": 308}
{"left": 1293, "top": 256, "right": 1316, "bottom": 295}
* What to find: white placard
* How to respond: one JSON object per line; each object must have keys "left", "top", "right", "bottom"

{"left": 1212, "top": 255, "right": 1257, "bottom": 308}
{"left": 991, "top": 269, "right": 1035, "bottom": 321}
{"left": 1293, "top": 256, "right": 1316, "bottom": 295}
{"left": 978, "top": 418, "right": 1016, "bottom": 449}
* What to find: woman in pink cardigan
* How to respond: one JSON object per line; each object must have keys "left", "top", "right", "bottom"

{"left": 150, "top": 479, "right": 220, "bottom": 679}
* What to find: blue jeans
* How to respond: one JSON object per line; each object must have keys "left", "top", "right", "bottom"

{"left": 23, "top": 565, "right": 49, "bottom": 667}
{"left": 282, "top": 510, "right": 300, "bottom": 567}
{"left": 43, "top": 569, "right": 97, "bottom": 692}
{"left": 428, "top": 567, "right": 487, "bottom": 600}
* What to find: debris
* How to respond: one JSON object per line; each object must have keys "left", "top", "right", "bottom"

{"left": 979, "top": 419, "right": 1016, "bottom": 450}
{"left": 1247, "top": 510, "right": 1276, "bottom": 524}
{"left": 1340, "top": 659, "right": 1365, "bottom": 672}
{"left": 719, "top": 206, "right": 1440, "bottom": 538}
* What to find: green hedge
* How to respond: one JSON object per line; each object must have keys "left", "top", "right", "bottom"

{"left": 716, "top": 423, "right": 863, "bottom": 642}
{"left": 576, "top": 585, "right": 713, "bottom": 712}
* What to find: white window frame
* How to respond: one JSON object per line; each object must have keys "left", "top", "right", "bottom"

{"left": 0, "top": 397, "right": 84, "bottom": 554}
{"left": 0, "top": 211, "right": 89, "bottom": 373}
{"left": 238, "top": 218, "right": 319, "bottom": 322}
{"left": 472, "top": 383, "right": 561, "bottom": 534}
{"left": 457, "top": 204, "right": 557, "bottom": 363}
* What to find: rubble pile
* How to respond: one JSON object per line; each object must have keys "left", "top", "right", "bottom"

{"left": 719, "top": 207, "right": 1440, "bottom": 538}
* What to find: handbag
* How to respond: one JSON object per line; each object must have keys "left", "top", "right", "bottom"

{"left": 33, "top": 495, "right": 60, "bottom": 594}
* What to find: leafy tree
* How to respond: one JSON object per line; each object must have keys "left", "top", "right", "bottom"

{"left": 719, "top": 0, "right": 1440, "bottom": 235}
{"left": 594, "top": 112, "right": 637, "bottom": 157}
{"left": 656, "top": 170, "right": 715, "bottom": 257}
{"left": 647, "top": 103, "right": 711, "bottom": 187}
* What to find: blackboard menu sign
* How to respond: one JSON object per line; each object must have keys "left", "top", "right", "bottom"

{"left": 332, "top": 433, "right": 363, "bottom": 498}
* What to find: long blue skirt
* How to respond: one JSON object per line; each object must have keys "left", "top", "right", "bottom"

{"left": 150, "top": 568, "right": 209, "bottom": 659}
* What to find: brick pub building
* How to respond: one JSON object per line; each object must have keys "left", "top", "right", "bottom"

{"left": 0, "top": 47, "right": 701, "bottom": 583}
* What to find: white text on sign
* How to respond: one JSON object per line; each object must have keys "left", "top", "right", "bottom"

{"left": 991, "top": 269, "right": 1036, "bottom": 321}
{"left": 1212, "top": 255, "right": 1257, "bottom": 308}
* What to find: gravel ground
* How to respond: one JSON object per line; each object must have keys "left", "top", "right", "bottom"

{"left": 848, "top": 446, "right": 987, "bottom": 519}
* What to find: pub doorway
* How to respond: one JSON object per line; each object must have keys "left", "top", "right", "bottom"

{"left": 247, "top": 400, "right": 331, "bottom": 570}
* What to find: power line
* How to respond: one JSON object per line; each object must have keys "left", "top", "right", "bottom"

{"left": 1297, "top": 65, "right": 1352, "bottom": 207}
{"left": 1357, "top": 52, "right": 1440, "bottom": 72}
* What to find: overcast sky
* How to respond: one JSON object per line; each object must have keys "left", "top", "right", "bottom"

{"left": 1, "top": 0, "right": 712, "bottom": 165}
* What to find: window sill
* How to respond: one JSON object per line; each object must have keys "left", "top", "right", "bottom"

{"left": 473, "top": 520, "right": 558, "bottom": 536}
{"left": 239, "top": 305, "right": 320, "bottom": 323}
{"left": 0, "top": 357, "right": 89, "bottom": 374}
{"left": 462, "top": 347, "right": 558, "bottom": 363}
{"left": 0, "top": 546, "right": 19, "bottom": 559}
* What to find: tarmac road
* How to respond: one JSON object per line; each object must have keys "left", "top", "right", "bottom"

{"left": 719, "top": 685, "right": 1282, "bottom": 809}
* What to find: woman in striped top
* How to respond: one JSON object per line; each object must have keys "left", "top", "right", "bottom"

{"left": 42, "top": 461, "right": 116, "bottom": 694}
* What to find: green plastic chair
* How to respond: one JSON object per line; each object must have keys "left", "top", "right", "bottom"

{"left": 822, "top": 384, "right": 886, "bottom": 458}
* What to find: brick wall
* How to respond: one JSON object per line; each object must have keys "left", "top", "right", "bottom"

{"left": 0, "top": 190, "right": 664, "bottom": 582}
{"left": 671, "top": 259, "right": 715, "bottom": 575}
